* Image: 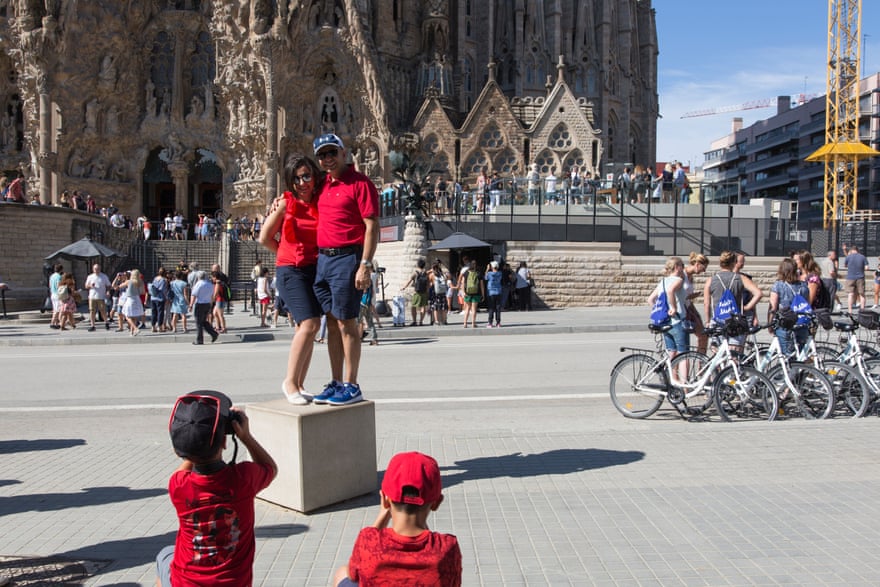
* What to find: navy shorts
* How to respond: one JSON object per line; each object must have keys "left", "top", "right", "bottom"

{"left": 314, "top": 252, "right": 361, "bottom": 321}
{"left": 275, "top": 264, "right": 322, "bottom": 324}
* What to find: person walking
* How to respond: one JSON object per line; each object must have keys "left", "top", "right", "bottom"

{"left": 458, "top": 259, "right": 483, "bottom": 328}
{"left": 189, "top": 271, "right": 219, "bottom": 345}
{"left": 149, "top": 267, "right": 170, "bottom": 333}
{"left": 843, "top": 245, "right": 869, "bottom": 312}
{"left": 485, "top": 261, "right": 503, "bottom": 327}
{"left": 120, "top": 269, "right": 146, "bottom": 336}
{"left": 515, "top": 261, "right": 532, "bottom": 311}
{"left": 84, "top": 263, "right": 111, "bottom": 331}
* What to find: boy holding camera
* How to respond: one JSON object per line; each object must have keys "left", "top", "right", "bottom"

{"left": 156, "top": 391, "right": 277, "bottom": 587}
{"left": 333, "top": 451, "right": 462, "bottom": 586}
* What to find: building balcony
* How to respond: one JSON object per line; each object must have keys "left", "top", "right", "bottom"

{"left": 746, "top": 174, "right": 796, "bottom": 192}
{"left": 745, "top": 151, "right": 797, "bottom": 174}
{"left": 746, "top": 130, "right": 799, "bottom": 153}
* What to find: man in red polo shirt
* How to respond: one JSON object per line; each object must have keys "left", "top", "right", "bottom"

{"left": 311, "top": 133, "right": 380, "bottom": 406}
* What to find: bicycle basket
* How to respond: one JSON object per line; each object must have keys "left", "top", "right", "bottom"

{"left": 722, "top": 314, "right": 750, "bottom": 337}
{"left": 814, "top": 307, "right": 833, "bottom": 330}
{"left": 858, "top": 309, "right": 880, "bottom": 330}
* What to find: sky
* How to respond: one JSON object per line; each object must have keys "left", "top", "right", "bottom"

{"left": 654, "top": 0, "right": 880, "bottom": 168}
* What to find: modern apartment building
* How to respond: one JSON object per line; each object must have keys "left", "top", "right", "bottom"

{"left": 702, "top": 73, "right": 880, "bottom": 222}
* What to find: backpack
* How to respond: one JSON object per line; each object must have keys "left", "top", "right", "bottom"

{"left": 813, "top": 277, "right": 836, "bottom": 311}
{"left": 57, "top": 284, "right": 70, "bottom": 301}
{"left": 414, "top": 270, "right": 428, "bottom": 294}
{"left": 650, "top": 278, "right": 671, "bottom": 326}
{"left": 712, "top": 274, "right": 739, "bottom": 323}
{"left": 433, "top": 272, "right": 448, "bottom": 295}
{"left": 787, "top": 283, "right": 813, "bottom": 328}
{"left": 464, "top": 270, "right": 481, "bottom": 295}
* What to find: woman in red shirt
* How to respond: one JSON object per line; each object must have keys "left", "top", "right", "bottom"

{"left": 260, "top": 153, "right": 324, "bottom": 405}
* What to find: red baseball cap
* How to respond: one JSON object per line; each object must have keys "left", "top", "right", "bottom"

{"left": 381, "top": 452, "right": 442, "bottom": 506}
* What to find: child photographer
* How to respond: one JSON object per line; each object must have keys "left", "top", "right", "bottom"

{"left": 156, "top": 391, "right": 277, "bottom": 587}
{"left": 333, "top": 451, "right": 462, "bottom": 586}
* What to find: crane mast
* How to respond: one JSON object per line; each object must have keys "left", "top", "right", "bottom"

{"left": 807, "top": 0, "right": 879, "bottom": 228}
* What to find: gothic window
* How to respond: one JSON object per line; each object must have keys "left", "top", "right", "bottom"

{"left": 466, "top": 0, "right": 471, "bottom": 16}
{"left": 548, "top": 124, "right": 572, "bottom": 150}
{"left": 422, "top": 134, "right": 440, "bottom": 154}
{"left": 525, "top": 56, "right": 534, "bottom": 85}
{"left": 464, "top": 151, "right": 488, "bottom": 178}
{"left": 564, "top": 150, "right": 585, "bottom": 171}
{"left": 190, "top": 31, "right": 214, "bottom": 91}
{"left": 480, "top": 125, "right": 504, "bottom": 149}
{"left": 607, "top": 124, "right": 615, "bottom": 160}
{"left": 534, "top": 150, "right": 556, "bottom": 175}
{"left": 151, "top": 32, "right": 174, "bottom": 92}
{"left": 464, "top": 57, "right": 473, "bottom": 93}
{"left": 586, "top": 66, "right": 597, "bottom": 95}
{"left": 466, "top": 19, "right": 471, "bottom": 37}
{"left": 493, "top": 149, "right": 517, "bottom": 174}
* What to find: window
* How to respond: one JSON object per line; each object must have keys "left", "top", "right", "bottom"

{"left": 549, "top": 124, "right": 572, "bottom": 149}
{"left": 480, "top": 125, "right": 504, "bottom": 149}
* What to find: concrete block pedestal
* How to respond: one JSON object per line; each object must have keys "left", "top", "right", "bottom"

{"left": 244, "top": 399, "right": 377, "bottom": 513}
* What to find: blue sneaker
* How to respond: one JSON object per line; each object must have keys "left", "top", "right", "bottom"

{"left": 326, "top": 382, "right": 364, "bottom": 406}
{"left": 313, "top": 381, "right": 341, "bottom": 405}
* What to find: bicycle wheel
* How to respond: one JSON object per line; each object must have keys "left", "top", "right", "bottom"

{"left": 609, "top": 354, "right": 666, "bottom": 418}
{"left": 788, "top": 363, "right": 834, "bottom": 420}
{"left": 823, "top": 361, "right": 870, "bottom": 418}
{"left": 714, "top": 365, "right": 779, "bottom": 422}
{"left": 859, "top": 358, "right": 880, "bottom": 416}
{"left": 814, "top": 344, "right": 842, "bottom": 364}
{"left": 670, "top": 351, "right": 714, "bottom": 417}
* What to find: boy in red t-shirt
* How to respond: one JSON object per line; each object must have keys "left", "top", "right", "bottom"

{"left": 156, "top": 391, "right": 277, "bottom": 587}
{"left": 334, "top": 451, "right": 462, "bottom": 586}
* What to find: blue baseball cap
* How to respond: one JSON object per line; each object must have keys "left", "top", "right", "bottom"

{"left": 313, "top": 133, "right": 345, "bottom": 155}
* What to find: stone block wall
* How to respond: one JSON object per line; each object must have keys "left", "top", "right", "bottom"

{"left": 0, "top": 204, "right": 135, "bottom": 309}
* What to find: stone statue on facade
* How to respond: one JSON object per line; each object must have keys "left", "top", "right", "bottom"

{"left": 84, "top": 98, "right": 99, "bottom": 133}
{"left": 1, "top": 111, "right": 16, "bottom": 152}
{"left": 105, "top": 105, "right": 119, "bottom": 135}
{"left": 67, "top": 148, "right": 86, "bottom": 177}
{"left": 98, "top": 55, "right": 117, "bottom": 92}
{"left": 145, "top": 79, "right": 157, "bottom": 117}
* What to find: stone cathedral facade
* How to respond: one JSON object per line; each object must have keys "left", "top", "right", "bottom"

{"left": 0, "top": 0, "right": 657, "bottom": 220}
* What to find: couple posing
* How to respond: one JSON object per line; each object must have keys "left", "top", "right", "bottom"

{"left": 260, "top": 134, "right": 379, "bottom": 407}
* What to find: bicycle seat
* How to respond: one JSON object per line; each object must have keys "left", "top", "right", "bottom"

{"left": 648, "top": 323, "right": 673, "bottom": 333}
{"left": 834, "top": 321, "right": 858, "bottom": 332}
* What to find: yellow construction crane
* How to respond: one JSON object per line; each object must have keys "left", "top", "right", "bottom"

{"left": 806, "top": 0, "right": 879, "bottom": 229}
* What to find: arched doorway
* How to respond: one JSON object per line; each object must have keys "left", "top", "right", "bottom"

{"left": 190, "top": 148, "right": 222, "bottom": 221}
{"left": 142, "top": 148, "right": 174, "bottom": 224}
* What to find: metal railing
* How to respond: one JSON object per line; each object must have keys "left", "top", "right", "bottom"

{"left": 379, "top": 181, "right": 880, "bottom": 258}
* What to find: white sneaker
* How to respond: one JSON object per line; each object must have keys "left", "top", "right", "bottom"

{"left": 281, "top": 381, "right": 311, "bottom": 405}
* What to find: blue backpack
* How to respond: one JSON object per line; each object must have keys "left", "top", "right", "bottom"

{"left": 713, "top": 274, "right": 739, "bottom": 323}
{"left": 787, "top": 283, "right": 813, "bottom": 328}
{"left": 650, "top": 278, "right": 671, "bottom": 326}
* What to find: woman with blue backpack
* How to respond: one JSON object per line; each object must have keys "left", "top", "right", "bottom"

{"left": 703, "top": 250, "right": 763, "bottom": 354}
{"left": 647, "top": 257, "right": 689, "bottom": 380}
{"left": 769, "top": 257, "right": 812, "bottom": 357}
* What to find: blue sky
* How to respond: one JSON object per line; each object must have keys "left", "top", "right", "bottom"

{"left": 655, "top": 0, "right": 880, "bottom": 167}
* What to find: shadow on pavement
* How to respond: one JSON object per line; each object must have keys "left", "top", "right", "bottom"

{"left": 57, "top": 524, "right": 307, "bottom": 581}
{"left": 0, "top": 438, "right": 86, "bottom": 454}
{"left": 438, "top": 448, "right": 646, "bottom": 489}
{"left": 0, "top": 486, "right": 166, "bottom": 515}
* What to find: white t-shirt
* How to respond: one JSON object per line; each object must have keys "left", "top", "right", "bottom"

{"left": 85, "top": 272, "right": 111, "bottom": 300}
{"left": 545, "top": 174, "right": 557, "bottom": 193}
{"left": 257, "top": 276, "right": 270, "bottom": 300}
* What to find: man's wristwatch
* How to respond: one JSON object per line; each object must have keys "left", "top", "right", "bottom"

{"left": 360, "top": 259, "right": 373, "bottom": 269}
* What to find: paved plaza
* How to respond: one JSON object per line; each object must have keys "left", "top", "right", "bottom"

{"left": 2, "top": 306, "right": 880, "bottom": 586}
